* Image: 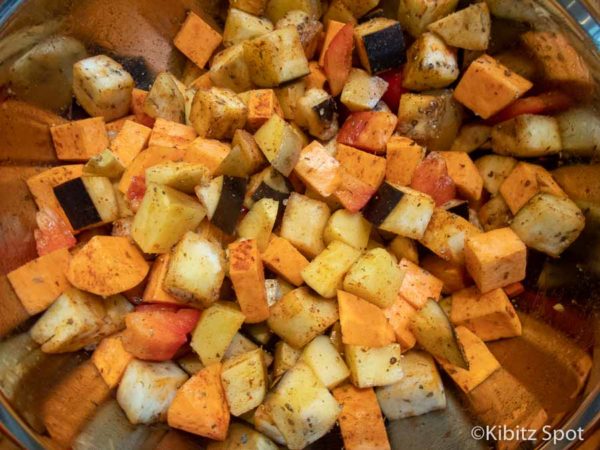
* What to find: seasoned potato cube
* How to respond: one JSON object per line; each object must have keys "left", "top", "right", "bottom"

{"left": 274, "top": 340, "right": 302, "bottom": 378}
{"left": 217, "top": 129, "right": 266, "bottom": 177}
{"left": 261, "top": 236, "right": 310, "bottom": 286}
{"left": 190, "top": 87, "right": 247, "bottom": 140}
{"left": 145, "top": 162, "right": 209, "bottom": 194}
{"left": 265, "top": 362, "right": 340, "bottom": 449}
{"left": 336, "top": 143, "right": 386, "bottom": 191}
{"left": 499, "top": 162, "right": 565, "bottom": 214}
{"left": 30, "top": 288, "right": 106, "bottom": 353}
{"left": 345, "top": 343, "right": 403, "bottom": 388}
{"left": 301, "top": 241, "right": 362, "bottom": 298}
{"left": 229, "top": 239, "right": 269, "bottom": 323}
{"left": 132, "top": 183, "right": 206, "bottom": 254}
{"left": 267, "top": 287, "right": 339, "bottom": 348}
{"left": 454, "top": 54, "right": 532, "bottom": 119}
{"left": 143, "top": 72, "right": 185, "bottom": 123}
{"left": 275, "top": 79, "right": 306, "bottom": 121}
{"left": 191, "top": 302, "right": 246, "bottom": 365}
{"left": 323, "top": 209, "right": 371, "bottom": 250}
{"left": 403, "top": 32, "right": 458, "bottom": 91}
{"left": 398, "top": 0, "right": 459, "bottom": 37}
{"left": 475, "top": 155, "right": 517, "bottom": 196}
{"left": 439, "top": 151, "right": 483, "bottom": 201}
{"left": 254, "top": 114, "right": 304, "bottom": 176}
{"left": 338, "top": 290, "right": 395, "bottom": 348}
{"left": 174, "top": 12, "right": 222, "bottom": 69}
{"left": 237, "top": 198, "right": 278, "bottom": 252}
{"left": 556, "top": 107, "right": 600, "bottom": 157}
{"left": 51, "top": 117, "right": 109, "bottom": 161}
{"left": 207, "top": 422, "right": 278, "bottom": 450}
{"left": 419, "top": 208, "right": 482, "bottom": 265}
{"left": 83, "top": 149, "right": 125, "bottom": 178}
{"left": 437, "top": 326, "right": 500, "bottom": 392}
{"left": 451, "top": 287, "right": 521, "bottom": 341}
{"left": 164, "top": 232, "right": 225, "bottom": 306}
{"left": 427, "top": 2, "right": 491, "bottom": 50}
{"left": 376, "top": 350, "right": 446, "bottom": 419}
{"left": 478, "top": 195, "right": 512, "bottom": 232}
{"left": 296, "top": 88, "right": 339, "bottom": 140}
{"left": 343, "top": 248, "right": 404, "bottom": 308}
{"left": 385, "top": 136, "right": 425, "bottom": 187}
{"left": 243, "top": 27, "right": 310, "bottom": 87}
{"left": 280, "top": 192, "right": 330, "bottom": 258}
{"left": 276, "top": 11, "right": 322, "bottom": 60}
{"left": 450, "top": 123, "right": 492, "bottom": 153}
{"left": 7, "top": 248, "right": 71, "bottom": 315}
{"left": 388, "top": 236, "right": 419, "bottom": 266}
{"left": 91, "top": 333, "right": 133, "bottom": 388}
{"left": 383, "top": 297, "right": 418, "bottom": 351}
{"left": 73, "top": 55, "right": 134, "bottom": 121}
{"left": 354, "top": 18, "right": 406, "bottom": 74}
{"left": 491, "top": 114, "right": 562, "bottom": 158}
{"left": 294, "top": 141, "right": 341, "bottom": 197}
{"left": 265, "top": 0, "right": 321, "bottom": 23}
{"left": 464, "top": 227, "right": 526, "bottom": 293}
{"left": 223, "top": 8, "right": 273, "bottom": 46}
{"left": 341, "top": 69, "right": 388, "bottom": 112}
{"left": 209, "top": 45, "right": 254, "bottom": 93}
{"left": 301, "top": 335, "right": 350, "bottom": 389}
{"left": 398, "top": 258, "right": 444, "bottom": 309}
{"left": 221, "top": 349, "right": 267, "bottom": 416}
{"left": 167, "top": 363, "right": 230, "bottom": 441}
{"left": 511, "top": 193, "right": 585, "bottom": 258}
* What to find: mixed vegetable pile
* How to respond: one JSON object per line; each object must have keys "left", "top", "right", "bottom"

{"left": 5, "top": 0, "right": 599, "bottom": 448}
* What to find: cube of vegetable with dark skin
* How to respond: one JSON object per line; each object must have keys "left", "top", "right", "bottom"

{"left": 354, "top": 18, "right": 406, "bottom": 74}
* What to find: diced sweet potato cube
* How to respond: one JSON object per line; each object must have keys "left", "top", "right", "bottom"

{"left": 7, "top": 248, "right": 71, "bottom": 315}
{"left": 337, "top": 111, "right": 398, "bottom": 154}
{"left": 465, "top": 227, "right": 527, "bottom": 293}
{"left": 439, "top": 151, "right": 483, "bottom": 201}
{"left": 174, "top": 12, "right": 223, "bottom": 69}
{"left": 383, "top": 297, "right": 417, "bottom": 351}
{"left": 333, "top": 384, "right": 391, "bottom": 450}
{"left": 305, "top": 61, "right": 327, "bottom": 90}
{"left": 118, "top": 146, "right": 185, "bottom": 194}
{"left": 51, "top": 118, "right": 109, "bottom": 161}
{"left": 499, "top": 162, "right": 566, "bottom": 214}
{"left": 294, "top": 141, "right": 342, "bottom": 197}
{"left": 183, "top": 137, "right": 231, "bottom": 174}
{"left": 333, "top": 170, "right": 376, "bottom": 213}
{"left": 189, "top": 73, "right": 214, "bottom": 91}
{"left": 246, "top": 89, "right": 284, "bottom": 131}
{"left": 451, "top": 287, "right": 521, "bottom": 341}
{"left": 148, "top": 118, "right": 197, "bottom": 148}
{"left": 421, "top": 253, "right": 470, "bottom": 294}
{"left": 385, "top": 136, "right": 425, "bottom": 186}
{"left": 143, "top": 254, "right": 187, "bottom": 305}
{"left": 167, "top": 363, "right": 230, "bottom": 440}
{"left": 91, "top": 333, "right": 134, "bottom": 388}
{"left": 106, "top": 115, "right": 136, "bottom": 136}
{"left": 336, "top": 143, "right": 386, "bottom": 191}
{"left": 437, "top": 326, "right": 500, "bottom": 392}
{"left": 398, "top": 258, "right": 444, "bottom": 309}
{"left": 338, "top": 290, "right": 395, "bottom": 348}
{"left": 229, "top": 239, "right": 269, "bottom": 323}
{"left": 110, "top": 120, "right": 152, "bottom": 167}
{"left": 319, "top": 20, "right": 346, "bottom": 66}
{"left": 454, "top": 54, "right": 532, "bottom": 119}
{"left": 261, "top": 236, "right": 309, "bottom": 286}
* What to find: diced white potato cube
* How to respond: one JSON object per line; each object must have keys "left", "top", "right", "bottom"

{"left": 276, "top": 10, "right": 322, "bottom": 59}
{"left": 376, "top": 350, "right": 446, "bottom": 419}
{"left": 491, "top": 114, "right": 562, "bottom": 158}
{"left": 474, "top": 155, "right": 517, "bottom": 196}
{"left": 190, "top": 87, "right": 247, "bottom": 139}
{"left": 323, "top": 209, "right": 372, "bottom": 250}
{"left": 265, "top": 0, "right": 321, "bottom": 23}
{"left": 143, "top": 72, "right": 186, "bottom": 123}
{"left": 209, "top": 44, "right": 255, "bottom": 93}
{"left": 274, "top": 340, "right": 302, "bottom": 378}
{"left": 280, "top": 192, "right": 330, "bottom": 258}
{"left": 145, "top": 162, "right": 210, "bottom": 194}
{"left": 556, "top": 107, "right": 600, "bottom": 157}
{"left": 265, "top": 362, "right": 340, "bottom": 449}
{"left": 207, "top": 422, "right": 278, "bottom": 450}
{"left": 116, "top": 359, "right": 188, "bottom": 424}
{"left": 254, "top": 402, "right": 287, "bottom": 445}
{"left": 223, "top": 8, "right": 274, "bottom": 46}
{"left": 221, "top": 349, "right": 268, "bottom": 416}
{"left": 345, "top": 343, "right": 404, "bottom": 388}
{"left": 427, "top": 2, "right": 491, "bottom": 51}
{"left": 237, "top": 197, "right": 279, "bottom": 252}
{"left": 301, "top": 335, "right": 350, "bottom": 389}
{"left": 398, "top": 0, "right": 460, "bottom": 37}
{"left": 341, "top": 69, "right": 388, "bottom": 112}
{"left": 73, "top": 55, "right": 134, "bottom": 121}
{"left": 254, "top": 114, "right": 304, "bottom": 176}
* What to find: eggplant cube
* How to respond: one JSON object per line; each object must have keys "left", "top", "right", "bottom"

{"left": 323, "top": 209, "right": 372, "bottom": 250}
{"left": 354, "top": 18, "right": 406, "bottom": 74}
{"left": 243, "top": 27, "right": 310, "bottom": 87}
{"left": 402, "top": 32, "right": 459, "bottom": 91}
{"left": 116, "top": 360, "right": 188, "bottom": 424}
{"left": 220, "top": 349, "right": 268, "bottom": 416}
{"left": 29, "top": 288, "right": 106, "bottom": 353}
{"left": 363, "top": 183, "right": 435, "bottom": 239}
{"left": 491, "top": 114, "right": 562, "bottom": 158}
{"left": 132, "top": 183, "right": 206, "bottom": 254}
{"left": 190, "top": 301, "right": 246, "bottom": 365}
{"left": 53, "top": 176, "right": 118, "bottom": 231}
{"left": 73, "top": 55, "right": 134, "bottom": 121}
{"left": 464, "top": 227, "right": 527, "bottom": 293}
{"left": 280, "top": 192, "right": 331, "bottom": 258}
{"left": 376, "top": 350, "right": 446, "bottom": 419}
{"left": 209, "top": 45, "right": 254, "bottom": 93}
{"left": 223, "top": 8, "right": 274, "bottom": 46}
{"left": 342, "top": 248, "right": 404, "bottom": 308}
{"left": 345, "top": 343, "right": 404, "bottom": 388}
{"left": 510, "top": 193, "right": 585, "bottom": 258}
{"left": 190, "top": 87, "right": 247, "bottom": 140}
{"left": 265, "top": 362, "right": 341, "bottom": 449}
{"left": 295, "top": 88, "right": 339, "bottom": 140}
{"left": 267, "top": 287, "right": 339, "bottom": 348}
{"left": 301, "top": 240, "right": 362, "bottom": 298}
{"left": 254, "top": 114, "right": 304, "bottom": 176}
{"left": 195, "top": 175, "right": 247, "bottom": 235}
{"left": 301, "top": 335, "right": 350, "bottom": 389}
{"left": 341, "top": 69, "right": 389, "bottom": 112}
{"left": 164, "top": 231, "right": 225, "bottom": 307}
